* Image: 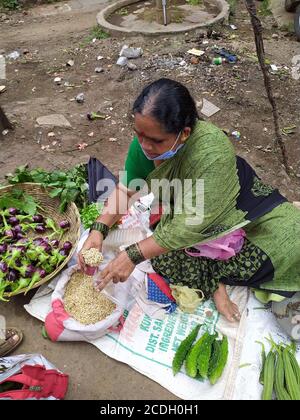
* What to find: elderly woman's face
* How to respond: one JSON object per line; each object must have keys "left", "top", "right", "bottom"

{"left": 134, "top": 113, "right": 188, "bottom": 159}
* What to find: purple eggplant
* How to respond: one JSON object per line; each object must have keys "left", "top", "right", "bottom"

{"left": 14, "top": 245, "right": 26, "bottom": 254}
{"left": 8, "top": 208, "right": 18, "bottom": 216}
{"left": 4, "top": 229, "right": 15, "bottom": 239}
{"left": 0, "top": 244, "right": 7, "bottom": 255}
{"left": 15, "top": 259, "right": 22, "bottom": 267}
{"left": 13, "top": 225, "right": 23, "bottom": 234}
{"left": 8, "top": 269, "right": 19, "bottom": 282}
{"left": 41, "top": 242, "right": 52, "bottom": 254}
{"left": 32, "top": 214, "right": 44, "bottom": 224}
{"left": 35, "top": 225, "right": 46, "bottom": 234}
{"left": 8, "top": 216, "right": 19, "bottom": 226}
{"left": 18, "top": 264, "right": 36, "bottom": 279}
{"left": 50, "top": 239, "right": 60, "bottom": 248}
{"left": 33, "top": 237, "right": 45, "bottom": 246}
{"left": 59, "top": 220, "right": 70, "bottom": 230}
{"left": 0, "top": 262, "right": 8, "bottom": 273}
{"left": 63, "top": 241, "right": 72, "bottom": 252}
{"left": 37, "top": 268, "right": 47, "bottom": 279}
{"left": 25, "top": 265, "right": 36, "bottom": 278}
{"left": 59, "top": 248, "right": 69, "bottom": 257}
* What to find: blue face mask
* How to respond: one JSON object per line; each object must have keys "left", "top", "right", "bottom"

{"left": 142, "top": 131, "right": 184, "bottom": 161}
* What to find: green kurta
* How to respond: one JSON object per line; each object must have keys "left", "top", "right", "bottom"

{"left": 122, "top": 120, "right": 300, "bottom": 297}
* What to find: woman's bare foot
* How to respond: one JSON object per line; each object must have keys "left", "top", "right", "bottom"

{"left": 213, "top": 284, "right": 241, "bottom": 323}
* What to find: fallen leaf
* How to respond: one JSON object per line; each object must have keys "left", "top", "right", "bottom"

{"left": 77, "top": 142, "right": 88, "bottom": 151}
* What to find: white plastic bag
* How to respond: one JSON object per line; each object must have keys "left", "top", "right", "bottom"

{"left": 45, "top": 265, "right": 123, "bottom": 342}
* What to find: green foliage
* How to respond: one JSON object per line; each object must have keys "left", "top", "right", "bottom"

{"left": 0, "top": 0, "right": 61, "bottom": 10}
{"left": 81, "top": 25, "right": 110, "bottom": 48}
{"left": 85, "top": 26, "right": 110, "bottom": 42}
{"left": 258, "top": 0, "right": 272, "bottom": 17}
{"left": 80, "top": 202, "right": 104, "bottom": 230}
{"left": 0, "top": 188, "right": 40, "bottom": 215}
{"left": 280, "top": 23, "right": 295, "bottom": 34}
{"left": 227, "top": 0, "right": 238, "bottom": 15}
{"left": 4, "top": 164, "right": 88, "bottom": 213}
{"left": 115, "top": 7, "right": 129, "bottom": 16}
{"left": 0, "top": 0, "right": 20, "bottom": 10}
{"left": 186, "top": 0, "right": 203, "bottom": 6}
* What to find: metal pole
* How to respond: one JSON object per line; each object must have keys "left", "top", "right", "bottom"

{"left": 162, "top": 0, "right": 168, "bottom": 26}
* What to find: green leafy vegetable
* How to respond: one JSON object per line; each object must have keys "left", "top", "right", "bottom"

{"left": 4, "top": 164, "right": 88, "bottom": 213}
{"left": 0, "top": 189, "right": 40, "bottom": 215}
{"left": 80, "top": 202, "right": 104, "bottom": 230}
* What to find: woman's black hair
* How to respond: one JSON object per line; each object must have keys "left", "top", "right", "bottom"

{"left": 133, "top": 78, "right": 200, "bottom": 134}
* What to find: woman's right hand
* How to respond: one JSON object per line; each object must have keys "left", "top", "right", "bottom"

{"left": 77, "top": 230, "right": 104, "bottom": 272}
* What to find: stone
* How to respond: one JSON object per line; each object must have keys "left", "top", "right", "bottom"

{"left": 127, "top": 62, "right": 137, "bottom": 71}
{"left": 75, "top": 93, "right": 85, "bottom": 104}
{"left": 117, "top": 56, "right": 128, "bottom": 67}
{"left": 190, "top": 56, "right": 200, "bottom": 65}
{"left": 36, "top": 114, "right": 71, "bottom": 128}
{"left": 54, "top": 77, "right": 62, "bottom": 85}
{"left": 95, "top": 67, "right": 104, "bottom": 73}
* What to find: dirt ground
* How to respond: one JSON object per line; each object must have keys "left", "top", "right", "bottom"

{"left": 0, "top": 0, "right": 300, "bottom": 400}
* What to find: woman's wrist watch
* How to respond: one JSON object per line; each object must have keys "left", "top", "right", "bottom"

{"left": 90, "top": 222, "right": 110, "bottom": 240}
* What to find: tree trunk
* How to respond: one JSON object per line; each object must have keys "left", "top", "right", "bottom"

{"left": 244, "top": 0, "right": 289, "bottom": 174}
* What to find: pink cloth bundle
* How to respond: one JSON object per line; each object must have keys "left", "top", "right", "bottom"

{"left": 185, "top": 229, "right": 246, "bottom": 261}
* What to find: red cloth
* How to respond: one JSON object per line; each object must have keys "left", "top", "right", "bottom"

{"left": 0, "top": 364, "right": 69, "bottom": 400}
{"left": 148, "top": 273, "right": 176, "bottom": 302}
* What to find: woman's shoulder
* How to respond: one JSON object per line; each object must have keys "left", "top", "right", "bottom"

{"left": 183, "top": 120, "right": 236, "bottom": 170}
{"left": 189, "top": 120, "right": 234, "bottom": 153}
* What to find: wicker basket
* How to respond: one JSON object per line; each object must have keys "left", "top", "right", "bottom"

{"left": 0, "top": 183, "right": 81, "bottom": 297}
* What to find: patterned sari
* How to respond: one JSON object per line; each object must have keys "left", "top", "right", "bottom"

{"left": 124, "top": 120, "right": 300, "bottom": 298}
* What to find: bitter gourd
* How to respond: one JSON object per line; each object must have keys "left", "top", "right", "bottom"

{"left": 197, "top": 332, "right": 217, "bottom": 379}
{"left": 172, "top": 324, "right": 201, "bottom": 376}
{"left": 208, "top": 336, "right": 229, "bottom": 385}
{"left": 185, "top": 332, "right": 209, "bottom": 378}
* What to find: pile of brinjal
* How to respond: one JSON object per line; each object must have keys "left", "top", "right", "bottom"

{"left": 0, "top": 207, "right": 73, "bottom": 300}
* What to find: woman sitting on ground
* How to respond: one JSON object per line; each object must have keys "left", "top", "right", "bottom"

{"left": 79, "top": 78, "right": 300, "bottom": 323}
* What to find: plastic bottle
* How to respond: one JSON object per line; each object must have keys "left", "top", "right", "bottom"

{"left": 212, "top": 57, "right": 225, "bottom": 65}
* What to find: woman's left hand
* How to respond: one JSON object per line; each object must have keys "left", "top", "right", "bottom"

{"left": 96, "top": 251, "right": 136, "bottom": 291}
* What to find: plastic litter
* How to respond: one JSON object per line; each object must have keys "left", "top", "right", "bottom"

{"left": 187, "top": 48, "right": 205, "bottom": 57}
{"left": 119, "top": 45, "right": 143, "bottom": 59}
{"left": 6, "top": 51, "right": 20, "bottom": 60}
{"left": 200, "top": 98, "right": 220, "bottom": 118}
{"left": 232, "top": 130, "right": 241, "bottom": 140}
